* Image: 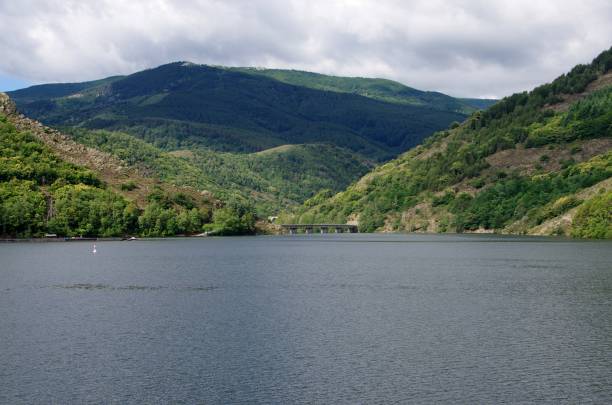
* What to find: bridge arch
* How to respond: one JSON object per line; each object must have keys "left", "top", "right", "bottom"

{"left": 280, "top": 224, "right": 358, "bottom": 234}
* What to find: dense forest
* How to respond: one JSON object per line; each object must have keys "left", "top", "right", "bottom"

{"left": 8, "top": 62, "right": 473, "bottom": 160}
{"left": 230, "top": 67, "right": 496, "bottom": 113}
{"left": 63, "top": 127, "right": 373, "bottom": 215}
{"left": 284, "top": 47, "right": 612, "bottom": 238}
{"left": 0, "top": 112, "right": 256, "bottom": 238}
{"left": 6, "top": 63, "right": 487, "bottom": 221}
{"left": 3, "top": 49, "right": 611, "bottom": 238}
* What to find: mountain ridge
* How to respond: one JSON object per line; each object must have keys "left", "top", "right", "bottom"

{"left": 7, "top": 62, "right": 488, "bottom": 160}
{"left": 5, "top": 62, "right": 492, "bottom": 216}
{"left": 9, "top": 62, "right": 495, "bottom": 112}
{"left": 228, "top": 66, "right": 496, "bottom": 113}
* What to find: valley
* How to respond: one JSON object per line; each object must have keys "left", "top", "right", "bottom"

{"left": 2, "top": 62, "right": 491, "bottom": 227}
{"left": 1, "top": 49, "right": 610, "bottom": 238}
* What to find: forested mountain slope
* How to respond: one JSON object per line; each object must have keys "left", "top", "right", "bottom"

{"left": 0, "top": 93, "right": 259, "bottom": 237}
{"left": 231, "top": 67, "right": 497, "bottom": 113}
{"left": 284, "top": 47, "right": 612, "bottom": 238}
{"left": 64, "top": 127, "right": 373, "bottom": 215}
{"left": 8, "top": 62, "right": 473, "bottom": 160}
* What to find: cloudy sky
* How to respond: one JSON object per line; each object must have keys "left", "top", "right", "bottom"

{"left": 1, "top": 0, "right": 610, "bottom": 98}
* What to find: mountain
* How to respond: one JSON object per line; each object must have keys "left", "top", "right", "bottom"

{"left": 8, "top": 62, "right": 481, "bottom": 161}
{"left": 284, "top": 47, "right": 612, "bottom": 238}
{"left": 457, "top": 97, "right": 499, "bottom": 110}
{"left": 231, "top": 67, "right": 497, "bottom": 113}
{"left": 62, "top": 127, "right": 374, "bottom": 215}
{"left": 6, "top": 63, "right": 495, "bottom": 215}
{"left": 0, "top": 93, "right": 260, "bottom": 237}
{"left": 5, "top": 76, "right": 123, "bottom": 103}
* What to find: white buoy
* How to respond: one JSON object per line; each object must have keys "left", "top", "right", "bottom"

{"left": 92, "top": 244, "right": 97, "bottom": 254}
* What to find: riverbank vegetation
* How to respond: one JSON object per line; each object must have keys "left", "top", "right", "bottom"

{"left": 3, "top": 48, "right": 611, "bottom": 239}
{"left": 0, "top": 114, "right": 254, "bottom": 237}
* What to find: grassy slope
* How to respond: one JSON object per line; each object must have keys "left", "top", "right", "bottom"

{"left": 9, "top": 63, "right": 468, "bottom": 160}
{"left": 285, "top": 47, "right": 612, "bottom": 238}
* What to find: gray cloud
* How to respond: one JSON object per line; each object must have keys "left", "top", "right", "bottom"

{"left": 0, "top": 0, "right": 610, "bottom": 97}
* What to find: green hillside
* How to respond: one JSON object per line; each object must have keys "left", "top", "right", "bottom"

{"left": 64, "top": 127, "right": 373, "bottom": 215}
{"left": 5, "top": 76, "right": 123, "bottom": 103}
{"left": 458, "top": 97, "right": 499, "bottom": 110}
{"left": 0, "top": 113, "right": 217, "bottom": 238}
{"left": 6, "top": 63, "right": 481, "bottom": 216}
{"left": 0, "top": 93, "right": 263, "bottom": 237}
{"left": 8, "top": 62, "right": 470, "bottom": 160}
{"left": 284, "top": 47, "right": 612, "bottom": 238}
{"left": 232, "top": 67, "right": 497, "bottom": 113}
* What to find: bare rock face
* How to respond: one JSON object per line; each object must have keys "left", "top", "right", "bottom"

{"left": 0, "top": 92, "right": 17, "bottom": 115}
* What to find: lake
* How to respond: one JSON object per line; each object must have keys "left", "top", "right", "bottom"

{"left": 1, "top": 234, "right": 611, "bottom": 403}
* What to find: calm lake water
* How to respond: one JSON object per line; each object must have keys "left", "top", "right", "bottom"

{"left": 1, "top": 234, "right": 611, "bottom": 404}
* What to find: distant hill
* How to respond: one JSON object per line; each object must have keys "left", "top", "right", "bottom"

{"left": 6, "top": 76, "right": 122, "bottom": 103}
{"left": 284, "top": 47, "right": 612, "bottom": 238}
{"left": 63, "top": 127, "right": 374, "bottom": 215}
{"left": 457, "top": 97, "right": 499, "bottom": 110}
{"left": 8, "top": 62, "right": 486, "bottom": 161}
{"left": 6, "top": 62, "right": 497, "bottom": 216}
{"left": 231, "top": 67, "right": 497, "bottom": 114}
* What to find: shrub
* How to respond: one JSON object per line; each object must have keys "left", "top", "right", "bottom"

{"left": 570, "top": 146, "right": 582, "bottom": 155}
{"left": 205, "top": 198, "right": 256, "bottom": 235}
{"left": 532, "top": 195, "right": 581, "bottom": 225}
{"left": 571, "top": 191, "right": 612, "bottom": 239}
{"left": 431, "top": 191, "right": 455, "bottom": 207}
{"left": 469, "top": 178, "right": 485, "bottom": 189}
{"left": 120, "top": 181, "right": 138, "bottom": 191}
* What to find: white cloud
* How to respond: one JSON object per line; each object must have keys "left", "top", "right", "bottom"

{"left": 0, "top": 0, "right": 610, "bottom": 97}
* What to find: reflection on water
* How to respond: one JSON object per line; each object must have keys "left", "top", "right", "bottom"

{"left": 51, "top": 283, "right": 218, "bottom": 291}
{"left": 1, "top": 234, "right": 611, "bottom": 404}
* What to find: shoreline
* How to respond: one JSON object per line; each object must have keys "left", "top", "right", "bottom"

{"left": 1, "top": 232, "right": 607, "bottom": 242}
{"left": 0, "top": 237, "right": 124, "bottom": 243}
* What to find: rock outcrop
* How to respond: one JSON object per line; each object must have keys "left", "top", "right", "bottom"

{"left": 0, "top": 92, "right": 17, "bottom": 115}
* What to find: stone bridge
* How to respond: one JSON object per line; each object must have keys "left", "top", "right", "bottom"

{"left": 280, "top": 224, "right": 358, "bottom": 234}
